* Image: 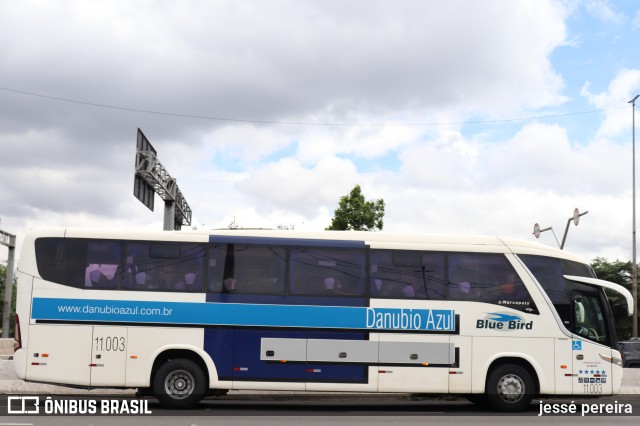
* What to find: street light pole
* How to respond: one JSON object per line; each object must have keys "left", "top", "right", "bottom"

{"left": 630, "top": 94, "right": 639, "bottom": 338}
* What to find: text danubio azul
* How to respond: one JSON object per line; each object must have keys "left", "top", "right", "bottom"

{"left": 366, "top": 308, "right": 455, "bottom": 331}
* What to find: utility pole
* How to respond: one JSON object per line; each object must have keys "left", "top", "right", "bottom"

{"left": 630, "top": 94, "right": 639, "bottom": 338}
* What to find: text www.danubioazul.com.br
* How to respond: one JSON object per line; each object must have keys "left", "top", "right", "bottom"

{"left": 56, "top": 304, "right": 173, "bottom": 317}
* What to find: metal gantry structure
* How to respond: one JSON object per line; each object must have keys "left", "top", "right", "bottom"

{"left": 0, "top": 227, "right": 16, "bottom": 338}
{"left": 134, "top": 129, "right": 192, "bottom": 231}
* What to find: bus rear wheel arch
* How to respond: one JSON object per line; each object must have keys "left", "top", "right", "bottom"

{"left": 151, "top": 353, "right": 208, "bottom": 409}
{"left": 485, "top": 360, "right": 538, "bottom": 412}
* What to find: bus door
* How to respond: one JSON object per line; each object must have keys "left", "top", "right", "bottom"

{"left": 90, "top": 326, "right": 128, "bottom": 387}
{"left": 570, "top": 291, "right": 613, "bottom": 396}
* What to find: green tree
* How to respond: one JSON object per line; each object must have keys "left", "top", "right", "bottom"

{"left": 0, "top": 262, "right": 17, "bottom": 336}
{"left": 327, "top": 185, "right": 385, "bottom": 231}
{"left": 590, "top": 257, "right": 635, "bottom": 340}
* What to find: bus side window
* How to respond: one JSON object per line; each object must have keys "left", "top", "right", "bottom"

{"left": 123, "top": 242, "right": 205, "bottom": 292}
{"left": 449, "top": 253, "right": 503, "bottom": 300}
{"left": 369, "top": 250, "right": 445, "bottom": 300}
{"left": 290, "top": 248, "right": 365, "bottom": 296}
{"left": 206, "top": 244, "right": 285, "bottom": 295}
{"left": 169, "top": 243, "right": 206, "bottom": 292}
{"left": 207, "top": 244, "right": 226, "bottom": 293}
{"left": 35, "top": 238, "right": 64, "bottom": 285}
{"left": 63, "top": 238, "right": 91, "bottom": 288}
{"left": 447, "top": 255, "right": 481, "bottom": 301}
{"left": 122, "top": 244, "right": 145, "bottom": 290}
{"left": 448, "top": 253, "right": 537, "bottom": 313}
{"left": 84, "top": 240, "right": 122, "bottom": 289}
{"left": 235, "top": 246, "right": 285, "bottom": 294}
{"left": 35, "top": 238, "right": 122, "bottom": 289}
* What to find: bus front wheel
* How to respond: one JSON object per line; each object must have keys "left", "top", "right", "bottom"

{"left": 153, "top": 358, "right": 206, "bottom": 409}
{"left": 485, "top": 364, "right": 534, "bottom": 412}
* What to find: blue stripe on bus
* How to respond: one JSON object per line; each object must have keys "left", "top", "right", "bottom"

{"left": 208, "top": 235, "right": 365, "bottom": 248}
{"left": 31, "top": 297, "right": 455, "bottom": 332}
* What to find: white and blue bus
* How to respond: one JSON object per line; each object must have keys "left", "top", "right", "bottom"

{"left": 13, "top": 228, "right": 633, "bottom": 411}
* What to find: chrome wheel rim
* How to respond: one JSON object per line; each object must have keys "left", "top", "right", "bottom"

{"left": 496, "top": 373, "right": 525, "bottom": 403}
{"left": 164, "top": 369, "right": 195, "bottom": 399}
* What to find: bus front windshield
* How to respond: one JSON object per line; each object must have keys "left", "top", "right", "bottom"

{"left": 519, "top": 255, "right": 611, "bottom": 347}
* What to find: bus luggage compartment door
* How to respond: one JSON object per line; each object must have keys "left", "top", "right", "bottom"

{"left": 377, "top": 334, "right": 452, "bottom": 393}
{"left": 90, "top": 326, "right": 128, "bottom": 387}
{"left": 26, "top": 324, "right": 92, "bottom": 386}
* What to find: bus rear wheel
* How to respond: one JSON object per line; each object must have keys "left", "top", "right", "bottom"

{"left": 485, "top": 364, "right": 534, "bottom": 412}
{"left": 153, "top": 358, "right": 206, "bottom": 409}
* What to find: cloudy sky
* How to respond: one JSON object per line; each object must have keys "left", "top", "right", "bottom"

{"left": 1, "top": 0, "right": 640, "bottom": 265}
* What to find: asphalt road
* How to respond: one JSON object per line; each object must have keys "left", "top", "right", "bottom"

{"left": 0, "top": 395, "right": 639, "bottom": 426}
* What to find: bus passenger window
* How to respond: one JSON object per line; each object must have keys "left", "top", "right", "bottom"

{"left": 207, "top": 244, "right": 285, "bottom": 295}
{"left": 84, "top": 240, "right": 121, "bottom": 289}
{"left": 448, "top": 253, "right": 537, "bottom": 313}
{"left": 123, "top": 242, "right": 205, "bottom": 292}
{"left": 207, "top": 245, "right": 225, "bottom": 292}
{"left": 35, "top": 238, "right": 63, "bottom": 283}
{"left": 369, "top": 250, "right": 445, "bottom": 300}
{"left": 171, "top": 244, "right": 206, "bottom": 292}
{"left": 374, "top": 273, "right": 417, "bottom": 298}
{"left": 290, "top": 248, "right": 365, "bottom": 296}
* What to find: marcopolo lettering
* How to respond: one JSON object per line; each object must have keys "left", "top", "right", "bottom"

{"left": 476, "top": 312, "right": 533, "bottom": 331}
{"left": 366, "top": 308, "right": 455, "bottom": 331}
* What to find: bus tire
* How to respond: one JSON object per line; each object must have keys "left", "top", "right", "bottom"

{"left": 485, "top": 364, "right": 534, "bottom": 412}
{"left": 153, "top": 358, "right": 206, "bottom": 409}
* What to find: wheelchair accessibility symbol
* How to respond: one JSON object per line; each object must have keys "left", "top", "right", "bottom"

{"left": 572, "top": 340, "right": 582, "bottom": 351}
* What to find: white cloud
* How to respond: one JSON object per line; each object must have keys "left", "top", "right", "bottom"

{"left": 581, "top": 69, "right": 640, "bottom": 139}
{"left": 397, "top": 127, "right": 478, "bottom": 190}
{"left": 482, "top": 123, "right": 628, "bottom": 196}
{"left": 295, "top": 124, "right": 425, "bottom": 164}
{"left": 237, "top": 156, "right": 360, "bottom": 217}
{"left": 585, "top": 0, "right": 625, "bottom": 25}
{"left": 394, "top": 122, "right": 627, "bottom": 197}
{"left": 198, "top": 125, "right": 298, "bottom": 166}
{"left": 634, "top": 9, "right": 640, "bottom": 30}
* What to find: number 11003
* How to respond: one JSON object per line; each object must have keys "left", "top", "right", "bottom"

{"left": 94, "top": 336, "right": 125, "bottom": 352}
